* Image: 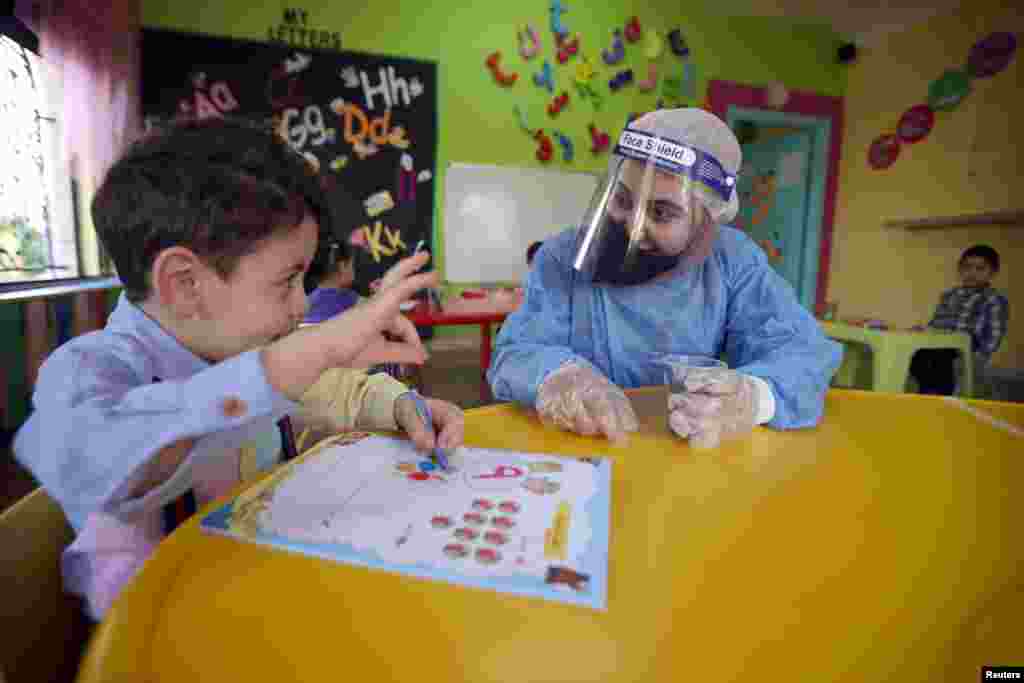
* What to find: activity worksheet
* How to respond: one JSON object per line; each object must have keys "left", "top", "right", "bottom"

{"left": 201, "top": 433, "right": 611, "bottom": 609}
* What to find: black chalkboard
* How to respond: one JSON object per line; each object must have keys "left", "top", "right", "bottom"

{"left": 140, "top": 28, "right": 437, "bottom": 295}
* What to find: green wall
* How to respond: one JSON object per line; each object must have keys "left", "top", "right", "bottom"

{"left": 142, "top": 0, "right": 847, "bottom": 282}
{"left": 1, "top": 2, "right": 847, "bottom": 429}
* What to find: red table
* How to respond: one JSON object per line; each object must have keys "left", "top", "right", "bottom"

{"left": 405, "top": 296, "right": 520, "bottom": 402}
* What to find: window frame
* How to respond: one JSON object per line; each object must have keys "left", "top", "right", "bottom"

{"left": 0, "top": 16, "right": 119, "bottom": 295}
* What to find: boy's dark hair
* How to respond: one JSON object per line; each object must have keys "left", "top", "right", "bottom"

{"left": 92, "top": 116, "right": 333, "bottom": 303}
{"left": 526, "top": 241, "right": 543, "bottom": 265}
{"left": 960, "top": 244, "right": 1000, "bottom": 272}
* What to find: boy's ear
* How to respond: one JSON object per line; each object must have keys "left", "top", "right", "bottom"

{"left": 150, "top": 247, "right": 207, "bottom": 318}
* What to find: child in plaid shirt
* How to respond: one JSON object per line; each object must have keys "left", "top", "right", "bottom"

{"left": 911, "top": 245, "right": 1010, "bottom": 395}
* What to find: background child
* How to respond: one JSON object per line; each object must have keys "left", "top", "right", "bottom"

{"left": 303, "top": 239, "right": 360, "bottom": 324}
{"left": 910, "top": 245, "right": 1010, "bottom": 395}
{"left": 13, "top": 117, "right": 464, "bottom": 620}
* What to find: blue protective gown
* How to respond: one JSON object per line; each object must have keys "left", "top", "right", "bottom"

{"left": 488, "top": 226, "right": 843, "bottom": 429}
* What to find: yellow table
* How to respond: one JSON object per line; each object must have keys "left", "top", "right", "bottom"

{"left": 78, "top": 389, "right": 1023, "bottom": 683}
{"left": 822, "top": 321, "right": 975, "bottom": 397}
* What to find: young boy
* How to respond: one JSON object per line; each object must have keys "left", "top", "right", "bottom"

{"left": 303, "top": 239, "right": 360, "bottom": 324}
{"left": 13, "top": 117, "right": 464, "bottom": 620}
{"left": 910, "top": 245, "right": 1010, "bottom": 395}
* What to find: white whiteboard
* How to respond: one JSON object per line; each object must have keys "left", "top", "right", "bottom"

{"left": 442, "top": 162, "right": 599, "bottom": 284}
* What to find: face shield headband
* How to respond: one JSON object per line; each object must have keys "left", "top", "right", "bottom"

{"left": 572, "top": 128, "right": 737, "bottom": 285}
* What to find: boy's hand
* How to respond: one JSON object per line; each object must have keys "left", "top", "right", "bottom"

{"left": 263, "top": 252, "right": 438, "bottom": 401}
{"left": 322, "top": 252, "right": 438, "bottom": 368}
{"left": 394, "top": 396, "right": 465, "bottom": 451}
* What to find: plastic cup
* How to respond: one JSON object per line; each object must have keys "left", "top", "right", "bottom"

{"left": 654, "top": 354, "right": 728, "bottom": 448}
{"left": 656, "top": 354, "right": 727, "bottom": 393}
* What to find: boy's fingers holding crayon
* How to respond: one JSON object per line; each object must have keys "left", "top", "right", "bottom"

{"left": 427, "top": 398, "right": 465, "bottom": 450}
{"left": 394, "top": 395, "right": 437, "bottom": 451}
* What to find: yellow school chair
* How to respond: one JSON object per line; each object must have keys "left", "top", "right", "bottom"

{"left": 0, "top": 488, "right": 92, "bottom": 683}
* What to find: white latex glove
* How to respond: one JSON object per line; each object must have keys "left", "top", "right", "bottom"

{"left": 668, "top": 368, "right": 758, "bottom": 449}
{"left": 535, "top": 363, "right": 639, "bottom": 443}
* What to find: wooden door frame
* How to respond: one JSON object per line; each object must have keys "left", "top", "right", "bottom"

{"left": 708, "top": 80, "right": 844, "bottom": 312}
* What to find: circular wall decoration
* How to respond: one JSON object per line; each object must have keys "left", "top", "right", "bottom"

{"left": 927, "top": 69, "right": 972, "bottom": 111}
{"left": 897, "top": 104, "right": 935, "bottom": 144}
{"left": 868, "top": 134, "right": 901, "bottom": 170}
{"left": 968, "top": 32, "right": 1017, "bottom": 78}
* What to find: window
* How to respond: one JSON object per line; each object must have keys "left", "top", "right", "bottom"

{"left": 0, "top": 31, "right": 80, "bottom": 286}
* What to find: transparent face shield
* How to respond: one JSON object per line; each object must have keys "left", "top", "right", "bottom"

{"left": 572, "top": 127, "right": 737, "bottom": 285}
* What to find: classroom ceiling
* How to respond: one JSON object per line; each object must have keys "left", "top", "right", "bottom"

{"left": 716, "top": 0, "right": 964, "bottom": 46}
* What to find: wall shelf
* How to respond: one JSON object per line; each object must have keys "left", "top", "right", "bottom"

{"left": 884, "top": 210, "right": 1024, "bottom": 230}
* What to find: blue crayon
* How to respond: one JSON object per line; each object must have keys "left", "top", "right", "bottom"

{"left": 407, "top": 391, "right": 449, "bottom": 471}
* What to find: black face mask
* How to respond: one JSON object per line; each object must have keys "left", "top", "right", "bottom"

{"left": 591, "top": 219, "right": 681, "bottom": 286}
